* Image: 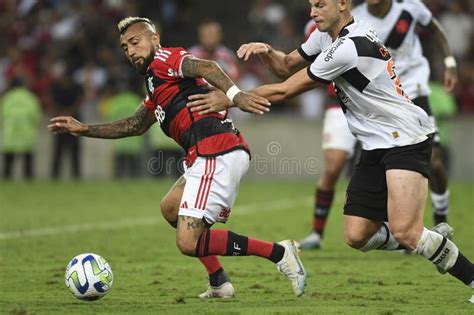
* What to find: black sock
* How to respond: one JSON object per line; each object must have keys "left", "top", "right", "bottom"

{"left": 434, "top": 214, "right": 447, "bottom": 225}
{"left": 209, "top": 267, "right": 230, "bottom": 287}
{"left": 448, "top": 252, "right": 474, "bottom": 285}
{"left": 269, "top": 243, "right": 285, "bottom": 263}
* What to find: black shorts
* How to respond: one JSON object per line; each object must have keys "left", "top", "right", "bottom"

{"left": 343, "top": 136, "right": 433, "bottom": 222}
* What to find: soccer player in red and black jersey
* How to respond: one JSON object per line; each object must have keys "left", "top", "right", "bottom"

{"left": 48, "top": 17, "right": 306, "bottom": 298}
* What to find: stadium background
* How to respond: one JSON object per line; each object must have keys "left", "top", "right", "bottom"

{"left": 1, "top": 1, "right": 474, "bottom": 313}
{"left": 0, "top": 0, "right": 472, "bottom": 181}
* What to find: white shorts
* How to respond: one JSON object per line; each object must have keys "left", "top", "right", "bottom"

{"left": 322, "top": 107, "right": 357, "bottom": 157}
{"left": 179, "top": 150, "right": 250, "bottom": 225}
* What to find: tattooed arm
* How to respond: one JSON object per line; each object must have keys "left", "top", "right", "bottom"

{"left": 48, "top": 103, "right": 156, "bottom": 138}
{"left": 181, "top": 57, "right": 271, "bottom": 115}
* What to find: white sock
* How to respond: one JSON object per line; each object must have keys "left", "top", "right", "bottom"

{"left": 359, "top": 222, "right": 400, "bottom": 252}
{"left": 431, "top": 190, "right": 449, "bottom": 215}
{"left": 415, "top": 227, "right": 459, "bottom": 271}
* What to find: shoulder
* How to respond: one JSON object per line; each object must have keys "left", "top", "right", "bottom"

{"left": 149, "top": 47, "right": 191, "bottom": 70}
{"left": 318, "top": 37, "right": 357, "bottom": 66}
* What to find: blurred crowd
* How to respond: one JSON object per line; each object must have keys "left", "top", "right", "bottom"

{"left": 0, "top": 0, "right": 473, "bottom": 179}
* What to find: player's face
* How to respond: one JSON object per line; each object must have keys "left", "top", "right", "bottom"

{"left": 309, "top": 0, "right": 342, "bottom": 33}
{"left": 120, "top": 23, "right": 159, "bottom": 75}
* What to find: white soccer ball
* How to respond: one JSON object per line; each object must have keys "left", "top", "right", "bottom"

{"left": 65, "top": 253, "right": 113, "bottom": 301}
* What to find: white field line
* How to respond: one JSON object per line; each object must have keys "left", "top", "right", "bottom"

{"left": 0, "top": 197, "right": 311, "bottom": 241}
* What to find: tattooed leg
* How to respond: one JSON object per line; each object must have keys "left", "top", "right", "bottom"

{"left": 176, "top": 215, "right": 206, "bottom": 256}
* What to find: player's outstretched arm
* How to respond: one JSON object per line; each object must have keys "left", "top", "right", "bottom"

{"left": 252, "top": 68, "right": 320, "bottom": 103}
{"left": 427, "top": 18, "right": 458, "bottom": 92}
{"left": 188, "top": 68, "right": 320, "bottom": 115}
{"left": 182, "top": 57, "right": 270, "bottom": 115}
{"left": 48, "top": 103, "right": 156, "bottom": 138}
{"left": 237, "top": 43, "right": 307, "bottom": 78}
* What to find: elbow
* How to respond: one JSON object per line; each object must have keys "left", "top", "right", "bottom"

{"left": 202, "top": 60, "right": 220, "bottom": 75}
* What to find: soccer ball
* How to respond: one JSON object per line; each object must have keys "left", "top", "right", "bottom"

{"left": 65, "top": 253, "right": 113, "bottom": 301}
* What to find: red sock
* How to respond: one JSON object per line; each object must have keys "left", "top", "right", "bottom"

{"left": 199, "top": 256, "right": 222, "bottom": 275}
{"left": 196, "top": 230, "right": 284, "bottom": 263}
{"left": 312, "top": 189, "right": 334, "bottom": 236}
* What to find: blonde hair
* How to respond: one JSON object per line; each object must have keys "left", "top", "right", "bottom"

{"left": 117, "top": 17, "right": 157, "bottom": 34}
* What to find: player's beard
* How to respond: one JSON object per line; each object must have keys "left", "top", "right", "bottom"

{"left": 135, "top": 51, "right": 155, "bottom": 75}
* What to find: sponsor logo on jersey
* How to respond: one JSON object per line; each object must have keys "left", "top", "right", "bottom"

{"left": 219, "top": 208, "right": 231, "bottom": 219}
{"left": 154, "top": 105, "right": 165, "bottom": 125}
{"left": 180, "top": 201, "right": 188, "bottom": 209}
{"left": 168, "top": 68, "right": 179, "bottom": 77}
{"left": 323, "top": 38, "right": 346, "bottom": 62}
{"left": 148, "top": 76, "right": 154, "bottom": 93}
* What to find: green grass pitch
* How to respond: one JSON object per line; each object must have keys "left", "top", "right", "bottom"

{"left": 1, "top": 179, "right": 473, "bottom": 314}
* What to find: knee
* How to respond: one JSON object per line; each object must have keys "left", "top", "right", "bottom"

{"left": 176, "top": 235, "right": 197, "bottom": 256}
{"left": 344, "top": 229, "right": 370, "bottom": 250}
{"left": 160, "top": 197, "right": 178, "bottom": 225}
{"left": 430, "top": 149, "right": 444, "bottom": 172}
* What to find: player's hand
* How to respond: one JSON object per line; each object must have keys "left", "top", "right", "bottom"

{"left": 443, "top": 67, "right": 458, "bottom": 93}
{"left": 188, "top": 90, "right": 232, "bottom": 115}
{"left": 48, "top": 116, "right": 87, "bottom": 136}
{"left": 232, "top": 92, "right": 271, "bottom": 115}
{"left": 237, "top": 42, "right": 271, "bottom": 61}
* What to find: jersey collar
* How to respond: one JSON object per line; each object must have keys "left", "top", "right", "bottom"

{"left": 339, "top": 17, "right": 355, "bottom": 38}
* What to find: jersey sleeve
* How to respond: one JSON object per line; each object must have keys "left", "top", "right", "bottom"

{"left": 298, "top": 29, "right": 323, "bottom": 62}
{"left": 307, "top": 38, "right": 357, "bottom": 84}
{"left": 411, "top": 0, "right": 432, "bottom": 27}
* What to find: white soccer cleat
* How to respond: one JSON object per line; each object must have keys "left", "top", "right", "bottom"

{"left": 198, "top": 282, "right": 235, "bottom": 299}
{"left": 299, "top": 232, "right": 322, "bottom": 250}
{"left": 276, "top": 240, "right": 307, "bottom": 297}
{"left": 430, "top": 222, "right": 454, "bottom": 274}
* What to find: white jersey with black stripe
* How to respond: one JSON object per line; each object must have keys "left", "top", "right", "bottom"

{"left": 352, "top": 0, "right": 432, "bottom": 98}
{"left": 300, "top": 19, "right": 434, "bottom": 150}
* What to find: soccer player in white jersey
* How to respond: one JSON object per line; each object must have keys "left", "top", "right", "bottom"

{"left": 187, "top": 0, "right": 474, "bottom": 303}
{"left": 353, "top": 0, "right": 457, "bottom": 227}
{"left": 299, "top": 0, "right": 458, "bottom": 249}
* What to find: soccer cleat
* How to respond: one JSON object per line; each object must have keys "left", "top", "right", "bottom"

{"left": 276, "top": 240, "right": 307, "bottom": 297}
{"left": 299, "top": 232, "right": 322, "bottom": 250}
{"left": 430, "top": 222, "right": 454, "bottom": 274}
{"left": 198, "top": 282, "right": 235, "bottom": 299}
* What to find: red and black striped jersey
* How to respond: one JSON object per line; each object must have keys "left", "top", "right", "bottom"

{"left": 143, "top": 47, "right": 249, "bottom": 166}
